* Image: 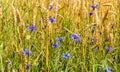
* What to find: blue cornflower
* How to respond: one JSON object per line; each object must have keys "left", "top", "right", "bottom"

{"left": 62, "top": 53, "right": 71, "bottom": 58}
{"left": 106, "top": 46, "right": 112, "bottom": 51}
{"left": 52, "top": 43, "right": 59, "bottom": 48}
{"left": 90, "top": 4, "right": 98, "bottom": 9}
{"left": 105, "top": 67, "right": 112, "bottom": 72}
{"left": 48, "top": 17, "right": 56, "bottom": 23}
{"left": 25, "top": 64, "right": 30, "bottom": 70}
{"left": 22, "top": 48, "right": 32, "bottom": 56}
{"left": 49, "top": 5, "right": 54, "bottom": 10}
{"left": 71, "top": 33, "right": 80, "bottom": 43}
{"left": 27, "top": 24, "right": 36, "bottom": 31}
{"left": 56, "top": 37, "right": 64, "bottom": 41}
{"left": 89, "top": 12, "right": 93, "bottom": 16}
{"left": 71, "top": 33, "right": 79, "bottom": 39}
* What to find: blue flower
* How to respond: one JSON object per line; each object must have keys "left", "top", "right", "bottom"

{"left": 89, "top": 12, "right": 93, "bottom": 16}
{"left": 48, "top": 17, "right": 56, "bottom": 23}
{"left": 52, "top": 43, "right": 59, "bottom": 48}
{"left": 71, "top": 33, "right": 79, "bottom": 39}
{"left": 27, "top": 24, "right": 36, "bottom": 31}
{"left": 25, "top": 64, "right": 30, "bottom": 70}
{"left": 49, "top": 5, "right": 54, "bottom": 10}
{"left": 56, "top": 37, "right": 64, "bottom": 41}
{"left": 62, "top": 53, "right": 70, "bottom": 58}
{"left": 105, "top": 67, "right": 112, "bottom": 72}
{"left": 106, "top": 46, "right": 112, "bottom": 51}
{"left": 71, "top": 33, "right": 80, "bottom": 43}
{"left": 22, "top": 48, "right": 32, "bottom": 56}
{"left": 90, "top": 4, "right": 98, "bottom": 9}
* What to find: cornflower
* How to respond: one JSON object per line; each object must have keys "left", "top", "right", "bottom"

{"left": 106, "top": 46, "right": 112, "bottom": 51}
{"left": 52, "top": 43, "right": 59, "bottom": 48}
{"left": 62, "top": 53, "right": 71, "bottom": 58}
{"left": 90, "top": 4, "right": 98, "bottom": 9}
{"left": 27, "top": 24, "right": 36, "bottom": 31}
{"left": 71, "top": 33, "right": 80, "bottom": 43}
{"left": 56, "top": 37, "right": 64, "bottom": 42}
{"left": 48, "top": 17, "right": 56, "bottom": 23}
{"left": 22, "top": 48, "right": 32, "bottom": 56}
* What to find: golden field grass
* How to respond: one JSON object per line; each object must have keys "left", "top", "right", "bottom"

{"left": 0, "top": 0, "right": 120, "bottom": 72}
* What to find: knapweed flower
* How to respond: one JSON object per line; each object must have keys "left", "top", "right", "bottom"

{"left": 62, "top": 53, "right": 71, "bottom": 58}
{"left": 27, "top": 24, "right": 36, "bottom": 31}
{"left": 48, "top": 17, "right": 56, "bottom": 23}
{"left": 52, "top": 43, "right": 59, "bottom": 48}
{"left": 106, "top": 46, "right": 112, "bottom": 51}
{"left": 105, "top": 67, "right": 112, "bottom": 72}
{"left": 56, "top": 37, "right": 64, "bottom": 42}
{"left": 22, "top": 48, "right": 32, "bottom": 56}
{"left": 71, "top": 33, "right": 80, "bottom": 43}
{"left": 25, "top": 64, "right": 30, "bottom": 70}
{"left": 90, "top": 4, "right": 98, "bottom": 9}
{"left": 89, "top": 12, "right": 93, "bottom": 16}
{"left": 49, "top": 5, "right": 54, "bottom": 10}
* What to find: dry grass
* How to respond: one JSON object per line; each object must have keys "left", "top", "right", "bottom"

{"left": 0, "top": 0, "right": 120, "bottom": 72}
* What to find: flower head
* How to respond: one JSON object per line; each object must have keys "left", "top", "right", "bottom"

{"left": 71, "top": 33, "right": 80, "bottom": 43}
{"left": 52, "top": 43, "right": 59, "bottom": 48}
{"left": 25, "top": 64, "right": 30, "bottom": 70}
{"left": 105, "top": 67, "right": 112, "bottom": 72}
{"left": 27, "top": 24, "right": 36, "bottom": 31}
{"left": 56, "top": 37, "right": 64, "bottom": 42}
{"left": 49, "top": 5, "right": 54, "bottom": 10}
{"left": 62, "top": 53, "right": 71, "bottom": 58}
{"left": 106, "top": 46, "right": 112, "bottom": 51}
{"left": 71, "top": 33, "right": 79, "bottom": 39}
{"left": 90, "top": 4, "right": 98, "bottom": 9}
{"left": 48, "top": 17, "right": 56, "bottom": 23}
{"left": 22, "top": 48, "right": 32, "bottom": 56}
{"left": 89, "top": 12, "right": 93, "bottom": 16}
